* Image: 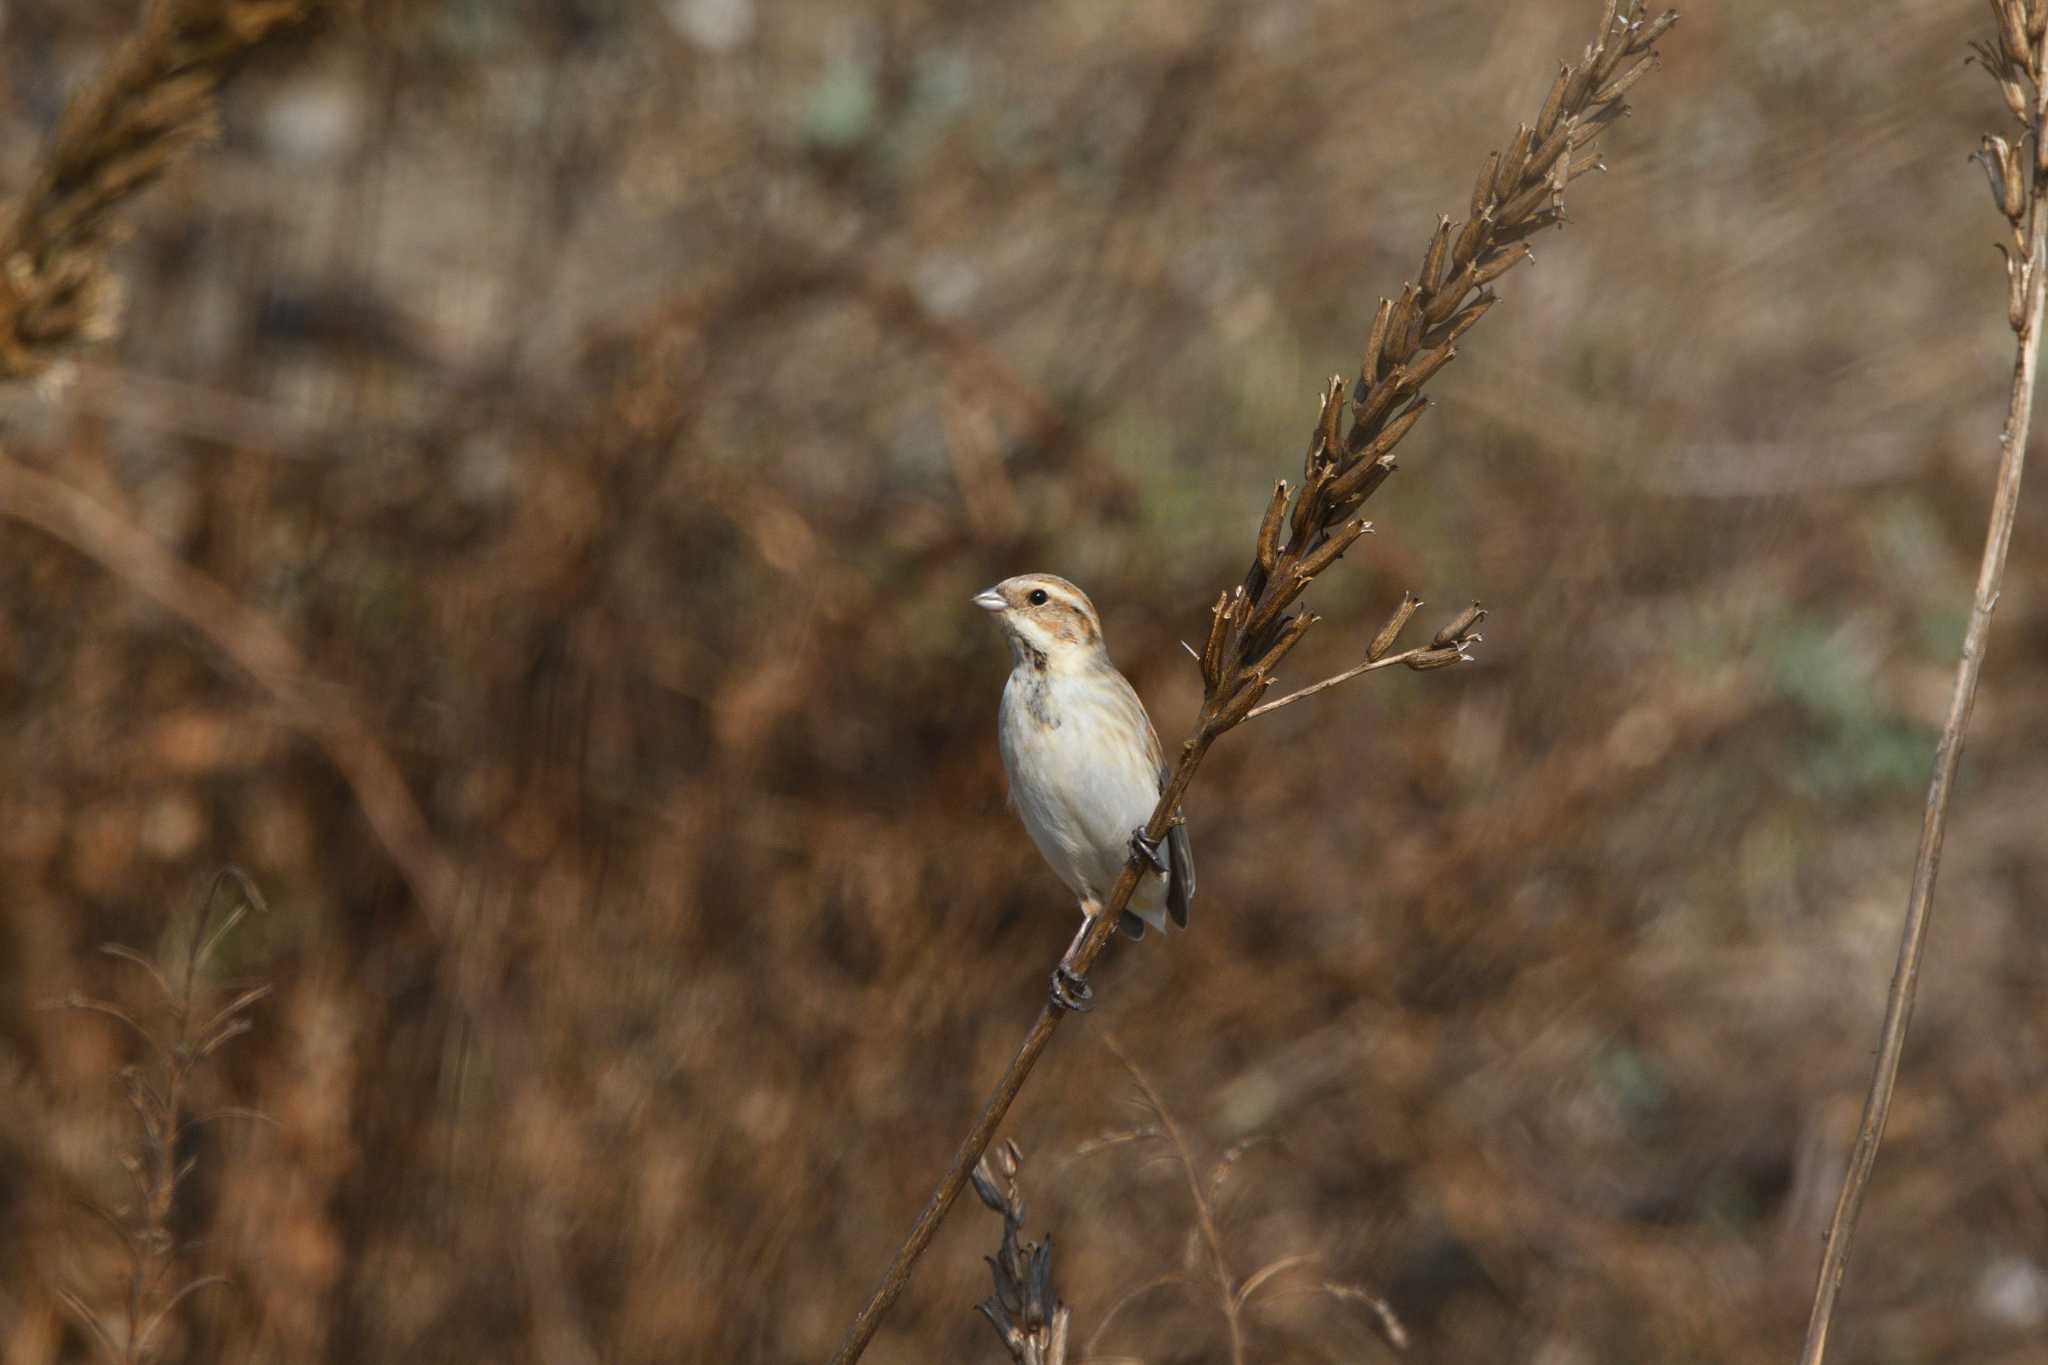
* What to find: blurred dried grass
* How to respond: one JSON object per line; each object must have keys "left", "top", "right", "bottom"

{"left": 1, "top": 1, "right": 2046, "bottom": 1362}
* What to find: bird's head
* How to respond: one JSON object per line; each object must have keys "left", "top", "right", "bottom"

{"left": 973, "top": 573, "right": 1106, "bottom": 667}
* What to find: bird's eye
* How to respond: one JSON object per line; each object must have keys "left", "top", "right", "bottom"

{"left": 1027, "top": 589, "right": 1049, "bottom": 605}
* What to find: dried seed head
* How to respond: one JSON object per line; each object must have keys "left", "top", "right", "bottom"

{"left": 1403, "top": 342, "right": 1457, "bottom": 390}
{"left": 1369, "top": 592, "right": 1423, "bottom": 661}
{"left": 1628, "top": 8, "right": 1680, "bottom": 52}
{"left": 1363, "top": 297, "right": 1396, "bottom": 387}
{"left": 1384, "top": 284, "right": 1421, "bottom": 366}
{"left": 1250, "top": 610, "right": 1318, "bottom": 678}
{"left": 1419, "top": 215, "right": 1453, "bottom": 294}
{"left": 1536, "top": 63, "right": 1572, "bottom": 141}
{"left": 1471, "top": 152, "right": 1501, "bottom": 217}
{"left": 1432, "top": 600, "right": 1488, "bottom": 647}
{"left": 1358, "top": 396, "right": 1429, "bottom": 461}
{"left": 1296, "top": 518, "right": 1371, "bottom": 581}
{"left": 1594, "top": 52, "right": 1659, "bottom": 107}
{"left": 1472, "top": 243, "right": 1533, "bottom": 289}
{"left": 1255, "top": 480, "right": 1289, "bottom": 573}
{"left": 1405, "top": 645, "right": 1470, "bottom": 671}
{"left": 1494, "top": 124, "right": 1535, "bottom": 202}
{"left": 1427, "top": 293, "right": 1497, "bottom": 349}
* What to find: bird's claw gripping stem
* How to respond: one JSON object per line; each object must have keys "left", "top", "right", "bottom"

{"left": 1050, "top": 965, "right": 1094, "bottom": 1013}
{"left": 1129, "top": 827, "right": 1169, "bottom": 876}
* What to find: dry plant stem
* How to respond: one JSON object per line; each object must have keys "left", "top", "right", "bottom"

{"left": 0, "top": 455, "right": 462, "bottom": 923}
{"left": 1799, "top": 11, "right": 2048, "bottom": 1359}
{"left": 1100, "top": 1032, "right": 1244, "bottom": 1365}
{"left": 829, "top": 6, "right": 1674, "bottom": 1359}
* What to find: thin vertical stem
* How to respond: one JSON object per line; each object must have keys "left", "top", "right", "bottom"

{"left": 1796, "top": 81, "right": 2048, "bottom": 1365}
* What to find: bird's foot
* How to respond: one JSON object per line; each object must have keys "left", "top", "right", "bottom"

{"left": 1129, "top": 827, "right": 1169, "bottom": 876}
{"left": 1049, "top": 965, "right": 1094, "bottom": 1013}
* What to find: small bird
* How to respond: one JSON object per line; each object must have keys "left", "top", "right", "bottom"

{"left": 974, "top": 573, "right": 1194, "bottom": 1009}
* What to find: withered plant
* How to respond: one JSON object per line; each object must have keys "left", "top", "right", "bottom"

{"left": 48, "top": 867, "right": 272, "bottom": 1365}
{"left": 829, "top": 2, "right": 1681, "bottom": 1359}
{"left": 970, "top": 1141, "right": 1069, "bottom": 1365}
{"left": 1079, "top": 1033, "right": 1407, "bottom": 1365}
{"left": 1796, "top": 4, "right": 2048, "bottom": 1362}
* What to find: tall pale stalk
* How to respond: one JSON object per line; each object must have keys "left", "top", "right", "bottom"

{"left": 1796, "top": 4, "right": 2048, "bottom": 1361}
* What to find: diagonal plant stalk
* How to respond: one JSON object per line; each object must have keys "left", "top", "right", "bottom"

{"left": 1797, "top": 5, "right": 2048, "bottom": 1362}
{"left": 827, "top": 4, "right": 1678, "bottom": 1359}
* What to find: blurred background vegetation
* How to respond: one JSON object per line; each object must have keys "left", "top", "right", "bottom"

{"left": 3, "top": 0, "right": 2046, "bottom": 1361}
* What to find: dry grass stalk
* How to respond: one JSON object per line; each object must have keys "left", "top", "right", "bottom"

{"left": 1089, "top": 1032, "right": 1409, "bottom": 1362}
{"left": 0, "top": 0, "right": 311, "bottom": 379}
{"left": 1798, "top": 6, "right": 2048, "bottom": 1361}
{"left": 969, "top": 1141, "right": 1070, "bottom": 1365}
{"left": 827, "top": 4, "right": 1678, "bottom": 1360}
{"left": 46, "top": 867, "right": 273, "bottom": 1365}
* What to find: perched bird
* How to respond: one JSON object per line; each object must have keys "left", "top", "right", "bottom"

{"left": 974, "top": 573, "right": 1194, "bottom": 1009}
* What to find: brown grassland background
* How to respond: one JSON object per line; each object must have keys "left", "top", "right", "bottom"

{"left": 5, "top": 0, "right": 2048, "bottom": 1361}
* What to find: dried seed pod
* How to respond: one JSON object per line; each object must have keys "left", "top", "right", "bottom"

{"left": 1369, "top": 592, "right": 1423, "bottom": 661}
{"left": 1291, "top": 457, "right": 1336, "bottom": 538}
{"left": 1571, "top": 101, "right": 1628, "bottom": 146}
{"left": 1593, "top": 53, "right": 1658, "bottom": 106}
{"left": 1432, "top": 600, "right": 1487, "bottom": 647}
{"left": 2001, "top": 71, "right": 2030, "bottom": 124}
{"left": 1296, "top": 517, "right": 1371, "bottom": 581}
{"left": 1494, "top": 124, "right": 1534, "bottom": 202}
{"left": 1627, "top": 8, "right": 1680, "bottom": 51}
{"left": 1327, "top": 452, "right": 1397, "bottom": 509}
{"left": 1526, "top": 115, "right": 1578, "bottom": 183}
{"left": 2003, "top": 0, "right": 2032, "bottom": 67}
{"left": 1591, "top": 20, "right": 1632, "bottom": 84}
{"left": 1383, "top": 284, "right": 1420, "bottom": 365}
{"left": 1212, "top": 671, "right": 1272, "bottom": 730}
{"left": 1471, "top": 151, "right": 1501, "bottom": 217}
{"left": 1201, "top": 589, "right": 1233, "bottom": 689}
{"left": 1425, "top": 259, "right": 1478, "bottom": 325}
{"left": 1496, "top": 207, "right": 1566, "bottom": 245}
{"left": 1359, "top": 297, "right": 1394, "bottom": 388}
{"left": 1351, "top": 371, "right": 1402, "bottom": 432}
{"left": 1498, "top": 174, "right": 1560, "bottom": 230}
{"left": 1355, "top": 395, "right": 1428, "bottom": 459}
{"left": 1561, "top": 53, "right": 1598, "bottom": 110}
{"left": 1255, "top": 480, "right": 1289, "bottom": 573}
{"left": 1536, "top": 63, "right": 1572, "bottom": 141}
{"left": 1404, "top": 645, "right": 1468, "bottom": 671}
{"left": 1304, "top": 375, "right": 1345, "bottom": 479}
{"left": 2002, "top": 139, "right": 2030, "bottom": 222}
{"left": 1419, "top": 216, "right": 1453, "bottom": 295}
{"left": 2030, "top": 0, "right": 2046, "bottom": 38}
{"left": 1426, "top": 293, "right": 1497, "bottom": 348}
{"left": 1567, "top": 153, "right": 1607, "bottom": 182}
{"left": 1473, "top": 243, "right": 1533, "bottom": 288}
{"left": 1403, "top": 342, "right": 1457, "bottom": 390}
{"left": 1250, "top": 610, "right": 1318, "bottom": 678}
{"left": 1450, "top": 211, "right": 1491, "bottom": 272}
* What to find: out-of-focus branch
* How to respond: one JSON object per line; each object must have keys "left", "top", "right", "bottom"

{"left": 826, "top": 5, "right": 1678, "bottom": 1360}
{"left": 0, "top": 454, "right": 461, "bottom": 926}
{"left": 1798, "top": 7, "right": 2048, "bottom": 1362}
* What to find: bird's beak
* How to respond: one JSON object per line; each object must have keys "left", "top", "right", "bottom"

{"left": 972, "top": 587, "right": 1007, "bottom": 612}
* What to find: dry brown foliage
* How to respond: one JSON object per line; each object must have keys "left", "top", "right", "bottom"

{"left": 0, "top": 2, "right": 2043, "bottom": 1364}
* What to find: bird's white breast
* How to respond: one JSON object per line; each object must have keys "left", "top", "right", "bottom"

{"left": 999, "top": 662, "right": 1163, "bottom": 904}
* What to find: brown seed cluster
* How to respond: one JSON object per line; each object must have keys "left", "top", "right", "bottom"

{"left": 970, "top": 1141, "right": 1069, "bottom": 1365}
{"left": 0, "top": 0, "right": 310, "bottom": 379}
{"left": 1193, "top": 0, "right": 1678, "bottom": 738}
{"left": 1972, "top": 0, "right": 2048, "bottom": 332}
